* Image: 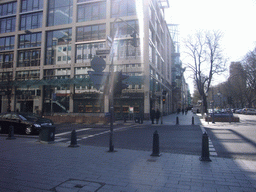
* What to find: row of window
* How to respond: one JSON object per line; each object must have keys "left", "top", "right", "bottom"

{"left": 0, "top": 0, "right": 136, "bottom": 34}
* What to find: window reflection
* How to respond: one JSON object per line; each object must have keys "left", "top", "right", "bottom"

{"left": 48, "top": 0, "right": 73, "bottom": 26}
{"left": 45, "top": 29, "right": 72, "bottom": 65}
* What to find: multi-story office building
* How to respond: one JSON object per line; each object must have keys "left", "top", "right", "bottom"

{"left": 0, "top": 0, "right": 175, "bottom": 120}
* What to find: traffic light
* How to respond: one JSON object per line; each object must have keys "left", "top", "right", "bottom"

{"left": 163, "top": 96, "right": 166, "bottom": 104}
{"left": 113, "top": 71, "right": 129, "bottom": 96}
{"left": 130, "top": 31, "right": 137, "bottom": 47}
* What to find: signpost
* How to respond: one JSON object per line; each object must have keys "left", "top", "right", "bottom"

{"left": 96, "top": 49, "right": 110, "bottom": 56}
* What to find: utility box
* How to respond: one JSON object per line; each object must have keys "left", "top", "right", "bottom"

{"left": 39, "top": 125, "right": 55, "bottom": 143}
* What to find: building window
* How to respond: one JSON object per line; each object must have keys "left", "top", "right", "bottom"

{"left": 110, "top": 20, "right": 139, "bottom": 38}
{"left": 20, "top": 12, "right": 43, "bottom": 30}
{"left": 19, "top": 33, "right": 41, "bottom": 48}
{"left": 76, "top": 42, "right": 105, "bottom": 63}
{"left": 16, "top": 70, "right": 40, "bottom": 80}
{"left": 76, "top": 24, "right": 106, "bottom": 42}
{"left": 18, "top": 49, "right": 41, "bottom": 67}
{"left": 44, "top": 68, "right": 71, "bottom": 79}
{"left": 0, "top": 36, "right": 15, "bottom": 51}
{"left": 0, "top": 2, "right": 17, "bottom": 17}
{"left": 0, "top": 52, "right": 13, "bottom": 68}
{"left": 113, "top": 40, "right": 140, "bottom": 60}
{"left": 0, "top": 72, "right": 12, "bottom": 82}
{"left": 77, "top": 1, "right": 106, "bottom": 22}
{"left": 45, "top": 28, "right": 72, "bottom": 65}
{"left": 21, "top": 0, "right": 43, "bottom": 13}
{"left": 47, "top": 0, "right": 73, "bottom": 26}
{"left": 111, "top": 0, "right": 136, "bottom": 18}
{"left": 0, "top": 17, "right": 16, "bottom": 34}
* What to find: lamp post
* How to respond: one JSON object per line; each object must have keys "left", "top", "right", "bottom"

{"left": 108, "top": 17, "right": 139, "bottom": 152}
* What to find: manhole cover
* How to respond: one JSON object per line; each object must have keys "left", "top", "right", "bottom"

{"left": 52, "top": 179, "right": 105, "bottom": 192}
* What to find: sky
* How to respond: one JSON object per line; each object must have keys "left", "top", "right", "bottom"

{"left": 164, "top": 0, "right": 256, "bottom": 93}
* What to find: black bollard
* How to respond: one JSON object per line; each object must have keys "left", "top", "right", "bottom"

{"left": 176, "top": 116, "right": 179, "bottom": 125}
{"left": 68, "top": 129, "right": 79, "bottom": 147}
{"left": 200, "top": 132, "right": 211, "bottom": 161}
{"left": 6, "top": 125, "right": 16, "bottom": 140}
{"left": 151, "top": 130, "right": 161, "bottom": 156}
{"left": 192, "top": 116, "right": 194, "bottom": 125}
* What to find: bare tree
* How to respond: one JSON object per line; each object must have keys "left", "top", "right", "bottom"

{"left": 242, "top": 47, "right": 256, "bottom": 107}
{"left": 184, "top": 30, "right": 227, "bottom": 113}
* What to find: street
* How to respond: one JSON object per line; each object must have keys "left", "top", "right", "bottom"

{"left": 53, "top": 112, "right": 256, "bottom": 160}
{"left": 2, "top": 112, "right": 256, "bottom": 160}
{"left": 202, "top": 114, "right": 256, "bottom": 160}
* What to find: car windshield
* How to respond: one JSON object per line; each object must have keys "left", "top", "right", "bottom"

{"left": 19, "top": 113, "right": 40, "bottom": 121}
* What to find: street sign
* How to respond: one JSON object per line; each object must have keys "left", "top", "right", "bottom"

{"left": 91, "top": 56, "right": 106, "bottom": 72}
{"left": 96, "top": 49, "right": 110, "bottom": 55}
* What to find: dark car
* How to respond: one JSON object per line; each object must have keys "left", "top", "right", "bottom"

{"left": 0, "top": 112, "right": 54, "bottom": 135}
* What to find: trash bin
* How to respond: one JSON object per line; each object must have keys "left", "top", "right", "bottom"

{"left": 39, "top": 125, "right": 55, "bottom": 143}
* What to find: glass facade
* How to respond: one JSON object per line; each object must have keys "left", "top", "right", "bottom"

{"left": 45, "top": 28, "right": 72, "bottom": 65}
{"left": 0, "top": 52, "right": 13, "bottom": 69}
{"left": 77, "top": 1, "right": 106, "bottom": 22}
{"left": 16, "top": 70, "right": 40, "bottom": 80}
{"left": 76, "top": 42, "right": 105, "bottom": 63}
{"left": 18, "top": 49, "right": 41, "bottom": 67}
{"left": 0, "top": 17, "right": 16, "bottom": 34}
{"left": 76, "top": 24, "right": 106, "bottom": 42}
{"left": 47, "top": 0, "right": 73, "bottom": 26}
{"left": 20, "top": 12, "right": 43, "bottom": 30}
{"left": 0, "top": 36, "right": 15, "bottom": 51}
{"left": 21, "top": 0, "right": 43, "bottom": 12}
{"left": 111, "top": 0, "right": 136, "bottom": 18}
{"left": 19, "top": 33, "right": 42, "bottom": 48}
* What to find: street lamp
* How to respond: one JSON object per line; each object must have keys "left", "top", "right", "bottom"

{"left": 108, "top": 17, "right": 139, "bottom": 152}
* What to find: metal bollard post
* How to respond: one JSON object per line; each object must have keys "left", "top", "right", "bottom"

{"left": 6, "top": 125, "right": 16, "bottom": 140}
{"left": 192, "top": 116, "right": 194, "bottom": 125}
{"left": 199, "top": 132, "right": 211, "bottom": 161}
{"left": 151, "top": 130, "right": 161, "bottom": 156}
{"left": 176, "top": 116, "right": 179, "bottom": 125}
{"left": 68, "top": 129, "right": 79, "bottom": 147}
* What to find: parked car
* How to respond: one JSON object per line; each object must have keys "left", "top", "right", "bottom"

{"left": 242, "top": 108, "right": 256, "bottom": 115}
{"left": 0, "top": 112, "right": 54, "bottom": 135}
{"left": 235, "top": 109, "right": 243, "bottom": 114}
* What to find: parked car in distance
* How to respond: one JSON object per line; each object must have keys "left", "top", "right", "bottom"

{"left": 235, "top": 109, "right": 243, "bottom": 114}
{"left": 242, "top": 108, "right": 256, "bottom": 115}
{"left": 0, "top": 112, "right": 54, "bottom": 135}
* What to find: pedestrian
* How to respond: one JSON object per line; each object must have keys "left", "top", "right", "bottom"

{"left": 155, "top": 109, "right": 160, "bottom": 124}
{"left": 185, "top": 107, "right": 188, "bottom": 115}
{"left": 150, "top": 108, "right": 155, "bottom": 124}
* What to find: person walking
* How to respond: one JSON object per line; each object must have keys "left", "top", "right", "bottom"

{"left": 155, "top": 109, "right": 160, "bottom": 124}
{"left": 150, "top": 108, "right": 155, "bottom": 124}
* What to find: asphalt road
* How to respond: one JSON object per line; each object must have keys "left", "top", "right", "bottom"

{"left": 203, "top": 114, "right": 256, "bottom": 160}
{"left": 2, "top": 112, "right": 256, "bottom": 160}
{"left": 53, "top": 123, "right": 203, "bottom": 156}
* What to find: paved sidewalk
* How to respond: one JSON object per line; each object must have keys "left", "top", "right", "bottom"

{"left": 1, "top": 113, "right": 256, "bottom": 191}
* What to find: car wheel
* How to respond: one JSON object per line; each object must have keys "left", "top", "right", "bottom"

{"left": 25, "top": 127, "right": 32, "bottom": 135}
{"left": 0, "top": 125, "right": 2, "bottom": 133}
